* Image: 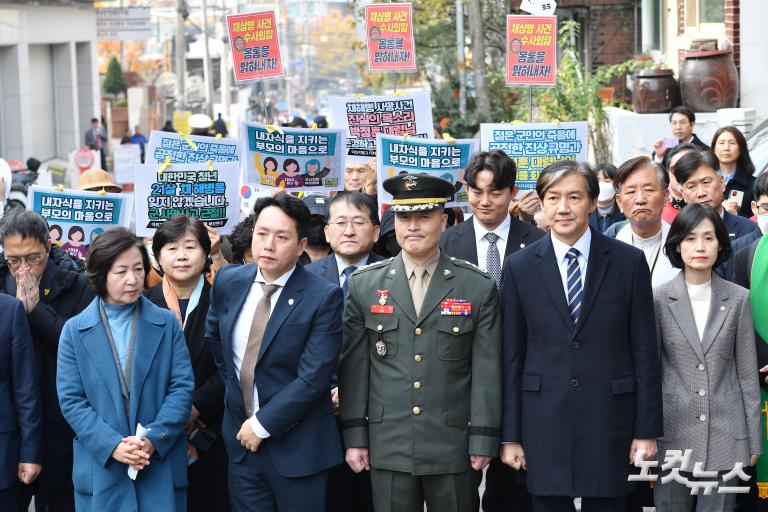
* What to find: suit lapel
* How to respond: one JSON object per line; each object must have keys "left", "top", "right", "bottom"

{"left": 416, "top": 253, "right": 455, "bottom": 325}
{"left": 321, "top": 255, "right": 340, "bottom": 285}
{"left": 223, "top": 265, "right": 259, "bottom": 358}
{"left": 701, "top": 276, "right": 731, "bottom": 355}
{"left": 129, "top": 298, "right": 163, "bottom": 426}
{"left": 386, "top": 255, "right": 417, "bottom": 324}
{"left": 573, "top": 231, "right": 609, "bottom": 336}
{"left": 184, "top": 281, "right": 210, "bottom": 364}
{"left": 667, "top": 274, "right": 706, "bottom": 361}
{"left": 505, "top": 216, "right": 529, "bottom": 258}
{"left": 257, "top": 266, "right": 306, "bottom": 364}
{"left": 453, "top": 220, "right": 478, "bottom": 263}
{"left": 533, "top": 238, "right": 573, "bottom": 330}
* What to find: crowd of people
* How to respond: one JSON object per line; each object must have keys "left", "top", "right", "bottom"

{"left": 1, "top": 106, "right": 767, "bottom": 512}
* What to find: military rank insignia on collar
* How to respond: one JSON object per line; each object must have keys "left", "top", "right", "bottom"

{"left": 440, "top": 299, "right": 472, "bottom": 316}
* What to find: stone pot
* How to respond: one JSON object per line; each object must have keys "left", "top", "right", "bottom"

{"left": 680, "top": 50, "right": 739, "bottom": 112}
{"left": 632, "top": 69, "right": 682, "bottom": 113}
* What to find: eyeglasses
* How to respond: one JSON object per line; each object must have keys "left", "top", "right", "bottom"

{"left": 329, "top": 219, "right": 371, "bottom": 231}
{"left": 5, "top": 253, "right": 45, "bottom": 268}
{"left": 756, "top": 203, "right": 768, "bottom": 215}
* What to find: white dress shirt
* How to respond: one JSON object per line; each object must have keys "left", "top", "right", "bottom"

{"left": 232, "top": 265, "right": 296, "bottom": 438}
{"left": 615, "top": 221, "right": 680, "bottom": 288}
{"left": 473, "top": 215, "right": 510, "bottom": 272}
{"left": 551, "top": 229, "right": 591, "bottom": 303}
{"left": 335, "top": 253, "right": 370, "bottom": 288}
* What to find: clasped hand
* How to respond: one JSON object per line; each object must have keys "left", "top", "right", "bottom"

{"left": 112, "top": 436, "right": 155, "bottom": 471}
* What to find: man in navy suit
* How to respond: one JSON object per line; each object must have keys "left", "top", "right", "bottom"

{"left": 205, "top": 193, "right": 344, "bottom": 512}
{"left": 439, "top": 150, "right": 543, "bottom": 511}
{"left": 440, "top": 150, "right": 544, "bottom": 284}
{"left": 671, "top": 150, "right": 755, "bottom": 279}
{"left": 500, "top": 161, "right": 663, "bottom": 512}
{"left": 306, "top": 191, "right": 385, "bottom": 295}
{"left": 0, "top": 294, "right": 42, "bottom": 509}
{"left": 305, "top": 190, "right": 381, "bottom": 512}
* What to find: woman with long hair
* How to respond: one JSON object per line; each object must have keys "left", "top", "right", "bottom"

{"left": 711, "top": 126, "right": 756, "bottom": 218}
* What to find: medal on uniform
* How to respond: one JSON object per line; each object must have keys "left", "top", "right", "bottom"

{"left": 377, "top": 290, "right": 389, "bottom": 305}
{"left": 375, "top": 339, "right": 388, "bottom": 357}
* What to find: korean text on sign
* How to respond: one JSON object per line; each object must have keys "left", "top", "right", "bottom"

{"left": 506, "top": 15, "right": 557, "bottom": 86}
{"left": 227, "top": 10, "right": 284, "bottom": 81}
{"left": 365, "top": 3, "right": 417, "bottom": 72}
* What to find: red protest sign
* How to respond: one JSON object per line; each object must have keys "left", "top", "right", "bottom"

{"left": 227, "top": 10, "right": 283, "bottom": 81}
{"left": 506, "top": 15, "right": 557, "bottom": 86}
{"left": 365, "top": 3, "right": 416, "bottom": 72}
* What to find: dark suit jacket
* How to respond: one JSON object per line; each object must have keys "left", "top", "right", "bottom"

{"left": 205, "top": 263, "right": 344, "bottom": 477}
{"left": 501, "top": 228, "right": 662, "bottom": 497}
{"left": 724, "top": 166, "right": 756, "bottom": 218}
{"left": 716, "top": 211, "right": 758, "bottom": 279}
{"left": 588, "top": 208, "right": 626, "bottom": 233}
{"left": 146, "top": 280, "right": 224, "bottom": 430}
{"left": 733, "top": 236, "right": 762, "bottom": 288}
{"left": 304, "top": 252, "right": 385, "bottom": 286}
{"left": 0, "top": 295, "right": 42, "bottom": 490}
{"left": 439, "top": 214, "right": 545, "bottom": 264}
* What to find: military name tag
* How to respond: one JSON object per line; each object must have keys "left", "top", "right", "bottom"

{"left": 440, "top": 299, "right": 472, "bottom": 316}
{"left": 370, "top": 305, "right": 394, "bottom": 314}
{"left": 375, "top": 340, "right": 388, "bottom": 357}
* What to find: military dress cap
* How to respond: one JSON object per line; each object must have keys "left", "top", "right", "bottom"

{"left": 383, "top": 173, "right": 454, "bottom": 212}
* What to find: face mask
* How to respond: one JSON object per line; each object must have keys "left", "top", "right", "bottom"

{"left": 758, "top": 214, "right": 768, "bottom": 235}
{"left": 598, "top": 182, "right": 615, "bottom": 203}
{"left": 307, "top": 220, "right": 329, "bottom": 247}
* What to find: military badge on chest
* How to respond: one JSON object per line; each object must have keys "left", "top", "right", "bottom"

{"left": 370, "top": 289, "right": 394, "bottom": 314}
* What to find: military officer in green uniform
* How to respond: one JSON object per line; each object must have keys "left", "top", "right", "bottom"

{"left": 339, "top": 173, "right": 502, "bottom": 511}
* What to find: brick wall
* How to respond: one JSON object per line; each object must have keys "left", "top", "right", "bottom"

{"left": 554, "top": 0, "right": 637, "bottom": 71}
{"left": 724, "top": 0, "right": 740, "bottom": 69}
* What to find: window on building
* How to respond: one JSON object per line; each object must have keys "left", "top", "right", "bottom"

{"left": 699, "top": 0, "right": 724, "bottom": 23}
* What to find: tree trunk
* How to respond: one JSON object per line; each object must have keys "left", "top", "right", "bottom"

{"left": 467, "top": 0, "right": 492, "bottom": 120}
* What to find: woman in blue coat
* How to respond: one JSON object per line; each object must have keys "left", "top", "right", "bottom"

{"left": 57, "top": 228, "right": 194, "bottom": 511}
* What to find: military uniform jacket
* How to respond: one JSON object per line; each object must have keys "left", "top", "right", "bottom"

{"left": 339, "top": 251, "right": 502, "bottom": 475}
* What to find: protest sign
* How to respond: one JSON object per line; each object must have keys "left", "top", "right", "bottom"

{"left": 227, "top": 10, "right": 283, "bottom": 81}
{"left": 242, "top": 123, "right": 345, "bottom": 191}
{"left": 133, "top": 161, "right": 241, "bottom": 237}
{"left": 145, "top": 130, "right": 242, "bottom": 165}
{"left": 365, "top": 3, "right": 417, "bottom": 72}
{"left": 27, "top": 185, "right": 133, "bottom": 260}
{"left": 506, "top": 15, "right": 557, "bottom": 86}
{"left": 112, "top": 144, "right": 141, "bottom": 184}
{"left": 376, "top": 134, "right": 478, "bottom": 207}
{"left": 480, "top": 121, "right": 588, "bottom": 190}
{"left": 329, "top": 92, "right": 433, "bottom": 164}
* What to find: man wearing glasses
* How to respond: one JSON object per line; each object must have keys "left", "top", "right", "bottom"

{"left": 0, "top": 209, "right": 93, "bottom": 512}
{"left": 306, "top": 190, "right": 383, "bottom": 512}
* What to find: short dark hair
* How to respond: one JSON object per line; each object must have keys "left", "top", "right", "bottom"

{"left": 665, "top": 203, "right": 731, "bottom": 269}
{"left": 0, "top": 209, "right": 49, "bottom": 246}
{"left": 49, "top": 224, "right": 63, "bottom": 238}
{"left": 90, "top": 117, "right": 99, "bottom": 124}
{"left": 86, "top": 228, "right": 150, "bottom": 299}
{"left": 711, "top": 126, "right": 755, "bottom": 176}
{"left": 152, "top": 215, "right": 211, "bottom": 258}
{"left": 283, "top": 158, "right": 300, "bottom": 172}
{"left": 594, "top": 163, "right": 618, "bottom": 182}
{"left": 328, "top": 191, "right": 381, "bottom": 226}
{"left": 666, "top": 143, "right": 701, "bottom": 170}
{"left": 536, "top": 160, "right": 599, "bottom": 201}
{"left": 615, "top": 156, "right": 669, "bottom": 193}
{"left": 68, "top": 225, "right": 85, "bottom": 240}
{"left": 229, "top": 214, "right": 256, "bottom": 263}
{"left": 669, "top": 106, "right": 695, "bottom": 124}
{"left": 263, "top": 157, "right": 278, "bottom": 171}
{"left": 464, "top": 150, "right": 516, "bottom": 190}
{"left": 672, "top": 150, "right": 720, "bottom": 184}
{"left": 754, "top": 171, "right": 768, "bottom": 201}
{"left": 252, "top": 192, "right": 311, "bottom": 240}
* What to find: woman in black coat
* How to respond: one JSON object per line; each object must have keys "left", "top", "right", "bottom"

{"left": 145, "top": 215, "right": 229, "bottom": 512}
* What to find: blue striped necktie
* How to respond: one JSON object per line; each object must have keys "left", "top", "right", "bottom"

{"left": 341, "top": 266, "right": 357, "bottom": 298}
{"left": 565, "top": 248, "right": 583, "bottom": 324}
